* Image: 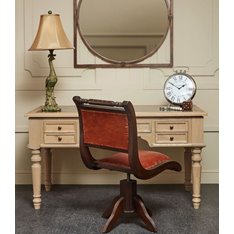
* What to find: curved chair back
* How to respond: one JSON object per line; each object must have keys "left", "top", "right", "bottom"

{"left": 73, "top": 96, "right": 141, "bottom": 172}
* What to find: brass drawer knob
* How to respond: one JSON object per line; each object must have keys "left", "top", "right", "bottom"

{"left": 170, "top": 126, "right": 174, "bottom": 130}
{"left": 58, "top": 137, "right": 62, "bottom": 142}
{"left": 170, "top": 136, "right": 174, "bottom": 141}
{"left": 58, "top": 126, "right": 62, "bottom": 130}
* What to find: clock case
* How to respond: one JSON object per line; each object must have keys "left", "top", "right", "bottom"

{"left": 163, "top": 73, "right": 197, "bottom": 106}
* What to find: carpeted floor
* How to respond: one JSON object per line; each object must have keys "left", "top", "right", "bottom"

{"left": 15, "top": 184, "right": 218, "bottom": 234}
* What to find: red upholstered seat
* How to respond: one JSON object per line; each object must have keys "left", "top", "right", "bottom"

{"left": 99, "top": 150, "right": 171, "bottom": 170}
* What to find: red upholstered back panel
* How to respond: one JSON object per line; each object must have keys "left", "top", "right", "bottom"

{"left": 81, "top": 109, "right": 129, "bottom": 150}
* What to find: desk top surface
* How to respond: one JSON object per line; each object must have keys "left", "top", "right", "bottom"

{"left": 26, "top": 105, "right": 207, "bottom": 118}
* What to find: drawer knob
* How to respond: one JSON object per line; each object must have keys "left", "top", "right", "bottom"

{"left": 58, "top": 126, "right": 62, "bottom": 130}
{"left": 170, "top": 136, "right": 174, "bottom": 141}
{"left": 58, "top": 137, "right": 62, "bottom": 142}
{"left": 170, "top": 126, "right": 174, "bottom": 130}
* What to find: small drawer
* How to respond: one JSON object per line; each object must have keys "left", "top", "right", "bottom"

{"left": 44, "top": 134, "right": 76, "bottom": 144}
{"left": 44, "top": 121, "right": 76, "bottom": 133}
{"left": 155, "top": 133, "right": 188, "bottom": 144}
{"left": 155, "top": 121, "right": 188, "bottom": 132}
{"left": 137, "top": 120, "right": 152, "bottom": 133}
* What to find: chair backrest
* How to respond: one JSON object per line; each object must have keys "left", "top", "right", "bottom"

{"left": 73, "top": 96, "right": 139, "bottom": 170}
{"left": 80, "top": 106, "right": 129, "bottom": 151}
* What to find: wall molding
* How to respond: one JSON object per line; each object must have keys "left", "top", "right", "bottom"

{"left": 21, "top": 0, "right": 218, "bottom": 93}
{"left": 173, "top": 0, "right": 218, "bottom": 76}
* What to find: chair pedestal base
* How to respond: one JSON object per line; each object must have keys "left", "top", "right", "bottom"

{"left": 102, "top": 179, "right": 157, "bottom": 233}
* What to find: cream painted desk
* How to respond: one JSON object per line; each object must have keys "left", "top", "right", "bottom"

{"left": 26, "top": 105, "right": 207, "bottom": 210}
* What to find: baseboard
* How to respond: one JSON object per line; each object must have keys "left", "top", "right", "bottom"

{"left": 15, "top": 171, "right": 219, "bottom": 184}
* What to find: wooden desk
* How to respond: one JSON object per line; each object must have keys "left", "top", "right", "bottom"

{"left": 26, "top": 105, "right": 207, "bottom": 210}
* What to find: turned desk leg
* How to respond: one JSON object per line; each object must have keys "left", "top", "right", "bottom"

{"left": 31, "top": 149, "right": 41, "bottom": 209}
{"left": 42, "top": 148, "right": 52, "bottom": 192}
{"left": 184, "top": 148, "right": 192, "bottom": 192}
{"left": 191, "top": 147, "right": 202, "bottom": 209}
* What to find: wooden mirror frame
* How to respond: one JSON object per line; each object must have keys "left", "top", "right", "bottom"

{"left": 73, "top": 0, "right": 173, "bottom": 68}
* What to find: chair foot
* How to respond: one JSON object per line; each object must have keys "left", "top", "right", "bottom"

{"left": 102, "top": 195, "right": 121, "bottom": 219}
{"left": 102, "top": 197, "right": 124, "bottom": 233}
{"left": 134, "top": 196, "right": 157, "bottom": 232}
{"left": 137, "top": 195, "right": 153, "bottom": 217}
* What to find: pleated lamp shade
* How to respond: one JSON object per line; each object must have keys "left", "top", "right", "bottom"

{"left": 29, "top": 12, "right": 74, "bottom": 51}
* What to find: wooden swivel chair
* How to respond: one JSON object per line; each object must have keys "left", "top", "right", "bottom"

{"left": 73, "top": 96, "right": 182, "bottom": 233}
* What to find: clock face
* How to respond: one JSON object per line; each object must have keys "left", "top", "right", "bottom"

{"left": 163, "top": 73, "right": 196, "bottom": 105}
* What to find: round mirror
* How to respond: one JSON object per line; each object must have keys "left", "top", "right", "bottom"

{"left": 77, "top": 0, "right": 169, "bottom": 64}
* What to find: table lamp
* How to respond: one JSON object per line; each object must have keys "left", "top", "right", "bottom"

{"left": 29, "top": 11, "right": 74, "bottom": 112}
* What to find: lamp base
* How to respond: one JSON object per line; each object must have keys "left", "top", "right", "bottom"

{"left": 41, "top": 105, "right": 61, "bottom": 112}
{"left": 41, "top": 49, "right": 61, "bottom": 112}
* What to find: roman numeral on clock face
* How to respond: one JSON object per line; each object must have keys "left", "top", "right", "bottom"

{"left": 166, "top": 92, "right": 172, "bottom": 97}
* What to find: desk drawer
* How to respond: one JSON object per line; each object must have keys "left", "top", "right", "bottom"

{"left": 44, "top": 121, "right": 76, "bottom": 133}
{"left": 155, "top": 120, "right": 188, "bottom": 132}
{"left": 137, "top": 120, "right": 152, "bottom": 133}
{"left": 155, "top": 133, "right": 188, "bottom": 144}
{"left": 44, "top": 134, "right": 76, "bottom": 144}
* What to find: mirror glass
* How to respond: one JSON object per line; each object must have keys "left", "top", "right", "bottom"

{"left": 77, "top": 0, "right": 169, "bottom": 64}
